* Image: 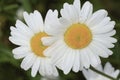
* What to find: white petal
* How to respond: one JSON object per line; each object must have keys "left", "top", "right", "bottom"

{"left": 43, "top": 43, "right": 58, "bottom": 57}
{"left": 12, "top": 46, "right": 30, "bottom": 55}
{"left": 72, "top": 50, "right": 80, "bottom": 72}
{"left": 82, "top": 69, "right": 90, "bottom": 79}
{"left": 93, "top": 37, "right": 115, "bottom": 48}
{"left": 45, "top": 9, "right": 58, "bottom": 26}
{"left": 33, "top": 10, "right": 44, "bottom": 32}
{"left": 44, "top": 59, "right": 53, "bottom": 76}
{"left": 40, "top": 59, "right": 58, "bottom": 76}
{"left": 52, "top": 66, "right": 59, "bottom": 76}
{"left": 9, "top": 36, "right": 29, "bottom": 46}
{"left": 80, "top": 1, "right": 93, "bottom": 23}
{"left": 31, "top": 57, "right": 40, "bottom": 77}
{"left": 15, "top": 20, "right": 34, "bottom": 37}
{"left": 45, "top": 9, "right": 62, "bottom": 35}
{"left": 73, "top": 0, "right": 81, "bottom": 13}
{"left": 62, "top": 50, "right": 75, "bottom": 74}
{"left": 51, "top": 41, "right": 68, "bottom": 64}
{"left": 104, "top": 62, "right": 115, "bottom": 74}
{"left": 88, "top": 69, "right": 98, "bottom": 78}
{"left": 94, "top": 35, "right": 117, "bottom": 43}
{"left": 55, "top": 54, "right": 65, "bottom": 70}
{"left": 39, "top": 59, "right": 46, "bottom": 76}
{"left": 91, "top": 17, "right": 111, "bottom": 30}
{"left": 95, "top": 40, "right": 114, "bottom": 56}
{"left": 44, "top": 39, "right": 64, "bottom": 57}
{"left": 10, "top": 26, "right": 16, "bottom": 31}
{"left": 86, "top": 47, "right": 101, "bottom": 67}
{"left": 91, "top": 17, "right": 111, "bottom": 29}
{"left": 12, "top": 46, "right": 30, "bottom": 59}
{"left": 92, "top": 21, "right": 115, "bottom": 34}
{"left": 89, "top": 42, "right": 109, "bottom": 58}
{"left": 11, "top": 30, "right": 29, "bottom": 41}
{"left": 60, "top": 3, "right": 79, "bottom": 23}
{"left": 24, "top": 56, "right": 36, "bottom": 71}
{"left": 86, "top": 9, "right": 108, "bottom": 27}
{"left": 59, "top": 17, "right": 70, "bottom": 28}
{"left": 14, "top": 54, "right": 26, "bottom": 59}
{"left": 80, "top": 49, "right": 90, "bottom": 68}
{"left": 103, "top": 30, "right": 116, "bottom": 37}
{"left": 23, "top": 12, "right": 40, "bottom": 33}
{"left": 20, "top": 53, "right": 36, "bottom": 70}
{"left": 41, "top": 37, "right": 57, "bottom": 46}
{"left": 112, "top": 70, "right": 120, "bottom": 78}
{"left": 79, "top": 52, "right": 83, "bottom": 70}
{"left": 95, "top": 63, "right": 103, "bottom": 72}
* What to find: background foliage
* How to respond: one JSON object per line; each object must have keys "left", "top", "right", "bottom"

{"left": 0, "top": 0, "right": 120, "bottom": 80}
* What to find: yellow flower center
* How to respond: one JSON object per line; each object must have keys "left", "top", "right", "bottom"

{"left": 30, "top": 32, "right": 48, "bottom": 57}
{"left": 64, "top": 23, "right": 92, "bottom": 49}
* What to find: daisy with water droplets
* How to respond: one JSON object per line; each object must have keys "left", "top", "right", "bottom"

{"left": 9, "top": 10, "right": 58, "bottom": 77}
{"left": 82, "top": 62, "right": 120, "bottom": 80}
{"left": 42, "top": 0, "right": 117, "bottom": 74}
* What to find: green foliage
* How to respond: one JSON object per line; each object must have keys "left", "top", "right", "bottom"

{"left": 0, "top": 0, "right": 120, "bottom": 80}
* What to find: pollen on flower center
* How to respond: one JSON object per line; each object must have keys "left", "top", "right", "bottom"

{"left": 64, "top": 23, "right": 92, "bottom": 49}
{"left": 30, "top": 32, "right": 48, "bottom": 57}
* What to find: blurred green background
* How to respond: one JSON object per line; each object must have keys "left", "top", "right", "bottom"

{"left": 0, "top": 0, "right": 120, "bottom": 80}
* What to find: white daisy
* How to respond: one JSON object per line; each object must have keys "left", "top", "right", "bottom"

{"left": 82, "top": 62, "right": 120, "bottom": 80}
{"left": 9, "top": 10, "right": 58, "bottom": 77}
{"left": 42, "top": 0, "right": 117, "bottom": 74}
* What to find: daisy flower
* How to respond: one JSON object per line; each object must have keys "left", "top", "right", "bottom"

{"left": 42, "top": 0, "right": 117, "bottom": 74}
{"left": 82, "top": 62, "right": 120, "bottom": 80}
{"left": 9, "top": 10, "right": 58, "bottom": 77}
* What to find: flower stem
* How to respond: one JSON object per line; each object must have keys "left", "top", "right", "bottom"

{"left": 90, "top": 67, "right": 119, "bottom": 80}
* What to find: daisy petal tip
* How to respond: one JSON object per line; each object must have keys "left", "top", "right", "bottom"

{"left": 109, "top": 51, "right": 113, "bottom": 55}
{"left": 96, "top": 9, "right": 108, "bottom": 17}
{"left": 73, "top": 0, "right": 81, "bottom": 5}
{"left": 101, "top": 9, "right": 108, "bottom": 15}
{"left": 34, "top": 10, "right": 39, "bottom": 13}
{"left": 12, "top": 49, "right": 16, "bottom": 54}
{"left": 31, "top": 74, "right": 35, "bottom": 77}
{"left": 47, "top": 9, "right": 53, "bottom": 13}
{"left": 31, "top": 72, "right": 37, "bottom": 77}
{"left": 54, "top": 9, "right": 58, "bottom": 12}
{"left": 13, "top": 55, "right": 18, "bottom": 59}
{"left": 8, "top": 37, "right": 12, "bottom": 42}
{"left": 63, "top": 71, "right": 68, "bottom": 75}
{"left": 114, "top": 38, "right": 118, "bottom": 43}
{"left": 73, "top": 68, "right": 79, "bottom": 73}
{"left": 10, "top": 26, "right": 14, "bottom": 30}
{"left": 63, "top": 69, "right": 70, "bottom": 75}
{"left": 23, "top": 11, "right": 29, "bottom": 17}
{"left": 63, "top": 3, "right": 69, "bottom": 8}
{"left": 16, "top": 19, "right": 20, "bottom": 23}
{"left": 106, "top": 62, "right": 112, "bottom": 67}
{"left": 73, "top": 0, "right": 79, "bottom": 3}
